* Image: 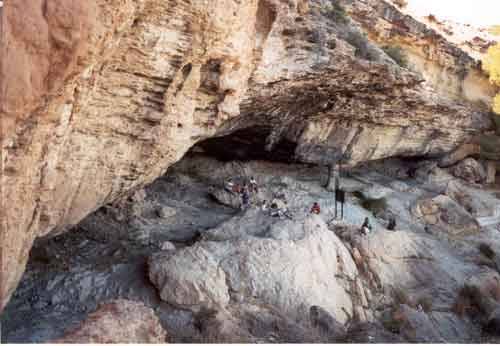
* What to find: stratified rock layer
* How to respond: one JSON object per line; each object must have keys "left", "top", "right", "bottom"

{"left": 0, "top": 0, "right": 495, "bottom": 310}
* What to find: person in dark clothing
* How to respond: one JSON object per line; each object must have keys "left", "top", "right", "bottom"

{"left": 387, "top": 217, "right": 396, "bottom": 231}
{"left": 310, "top": 202, "right": 321, "bottom": 215}
{"left": 241, "top": 188, "right": 250, "bottom": 209}
{"left": 361, "top": 217, "right": 372, "bottom": 235}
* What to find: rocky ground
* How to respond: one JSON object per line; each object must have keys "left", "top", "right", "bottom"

{"left": 2, "top": 152, "right": 500, "bottom": 343}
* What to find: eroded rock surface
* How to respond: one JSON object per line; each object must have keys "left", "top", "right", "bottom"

{"left": 54, "top": 300, "right": 167, "bottom": 343}
{"left": 1, "top": 0, "right": 496, "bottom": 310}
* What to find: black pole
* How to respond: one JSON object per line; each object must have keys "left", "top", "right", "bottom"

{"left": 339, "top": 160, "right": 344, "bottom": 220}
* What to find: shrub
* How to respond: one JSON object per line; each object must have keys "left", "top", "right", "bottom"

{"left": 478, "top": 242, "right": 496, "bottom": 260}
{"left": 393, "top": 0, "right": 408, "bottom": 8}
{"left": 346, "top": 31, "right": 374, "bottom": 60}
{"left": 392, "top": 287, "right": 413, "bottom": 306}
{"left": 489, "top": 25, "right": 500, "bottom": 36}
{"left": 483, "top": 44, "right": 500, "bottom": 115}
{"left": 354, "top": 191, "right": 388, "bottom": 216}
{"left": 426, "top": 14, "right": 437, "bottom": 23}
{"left": 478, "top": 134, "right": 500, "bottom": 160}
{"left": 324, "top": 1, "right": 349, "bottom": 25}
{"left": 491, "top": 112, "right": 500, "bottom": 134}
{"left": 306, "top": 29, "right": 322, "bottom": 44}
{"left": 453, "top": 284, "right": 484, "bottom": 317}
{"left": 382, "top": 309, "right": 407, "bottom": 333}
{"left": 382, "top": 45, "right": 408, "bottom": 68}
{"left": 327, "top": 39, "right": 337, "bottom": 50}
{"left": 416, "top": 296, "right": 433, "bottom": 312}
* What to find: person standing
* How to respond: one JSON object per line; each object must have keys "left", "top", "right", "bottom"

{"left": 249, "top": 176, "right": 258, "bottom": 193}
{"left": 241, "top": 187, "right": 250, "bottom": 210}
{"left": 387, "top": 217, "right": 396, "bottom": 231}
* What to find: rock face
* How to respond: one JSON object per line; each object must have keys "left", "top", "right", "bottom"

{"left": 356, "top": 230, "right": 472, "bottom": 299}
{"left": 344, "top": 0, "right": 497, "bottom": 106}
{"left": 0, "top": 0, "right": 495, "bottom": 311}
{"left": 53, "top": 299, "right": 167, "bottom": 343}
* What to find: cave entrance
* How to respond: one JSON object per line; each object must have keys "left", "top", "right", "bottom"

{"left": 191, "top": 125, "right": 299, "bottom": 163}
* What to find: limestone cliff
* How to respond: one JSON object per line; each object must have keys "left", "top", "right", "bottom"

{"left": 342, "top": 0, "right": 498, "bottom": 107}
{"left": 0, "top": 0, "right": 495, "bottom": 311}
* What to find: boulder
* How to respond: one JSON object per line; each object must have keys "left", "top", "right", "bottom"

{"left": 413, "top": 195, "right": 479, "bottom": 235}
{"left": 449, "top": 158, "right": 487, "bottom": 184}
{"left": 486, "top": 306, "right": 500, "bottom": 336}
{"left": 445, "top": 180, "right": 499, "bottom": 218}
{"left": 160, "top": 241, "right": 176, "bottom": 251}
{"left": 149, "top": 247, "right": 231, "bottom": 310}
{"left": 209, "top": 188, "right": 242, "bottom": 209}
{"left": 156, "top": 206, "right": 177, "bottom": 219}
{"left": 149, "top": 215, "right": 358, "bottom": 323}
{"left": 54, "top": 300, "right": 167, "bottom": 343}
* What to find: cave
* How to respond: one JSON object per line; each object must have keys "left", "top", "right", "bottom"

{"left": 193, "top": 125, "right": 299, "bottom": 163}
{"left": 0, "top": 129, "right": 307, "bottom": 343}
{"left": 3, "top": 126, "right": 500, "bottom": 343}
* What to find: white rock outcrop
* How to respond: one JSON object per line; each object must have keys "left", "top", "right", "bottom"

{"left": 149, "top": 215, "right": 358, "bottom": 323}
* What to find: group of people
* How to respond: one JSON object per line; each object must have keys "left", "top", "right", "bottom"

{"left": 221, "top": 176, "right": 397, "bottom": 234}
{"left": 225, "top": 177, "right": 259, "bottom": 210}
{"left": 360, "top": 216, "right": 396, "bottom": 235}
{"left": 261, "top": 197, "right": 293, "bottom": 219}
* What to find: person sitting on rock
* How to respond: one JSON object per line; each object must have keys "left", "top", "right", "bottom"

{"left": 249, "top": 176, "right": 258, "bottom": 193}
{"left": 310, "top": 202, "right": 321, "bottom": 215}
{"left": 225, "top": 179, "right": 234, "bottom": 193}
{"left": 271, "top": 197, "right": 286, "bottom": 210}
{"left": 387, "top": 217, "right": 396, "bottom": 231}
{"left": 261, "top": 200, "right": 268, "bottom": 211}
{"left": 360, "top": 217, "right": 372, "bottom": 235}
{"left": 269, "top": 200, "right": 283, "bottom": 218}
{"left": 232, "top": 183, "right": 242, "bottom": 194}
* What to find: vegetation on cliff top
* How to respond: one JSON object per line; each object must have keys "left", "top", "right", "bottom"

{"left": 483, "top": 42, "right": 500, "bottom": 115}
{"left": 324, "top": 0, "right": 349, "bottom": 25}
{"left": 489, "top": 25, "right": 500, "bottom": 36}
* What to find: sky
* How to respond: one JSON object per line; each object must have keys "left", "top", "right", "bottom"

{"left": 406, "top": 0, "right": 500, "bottom": 27}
